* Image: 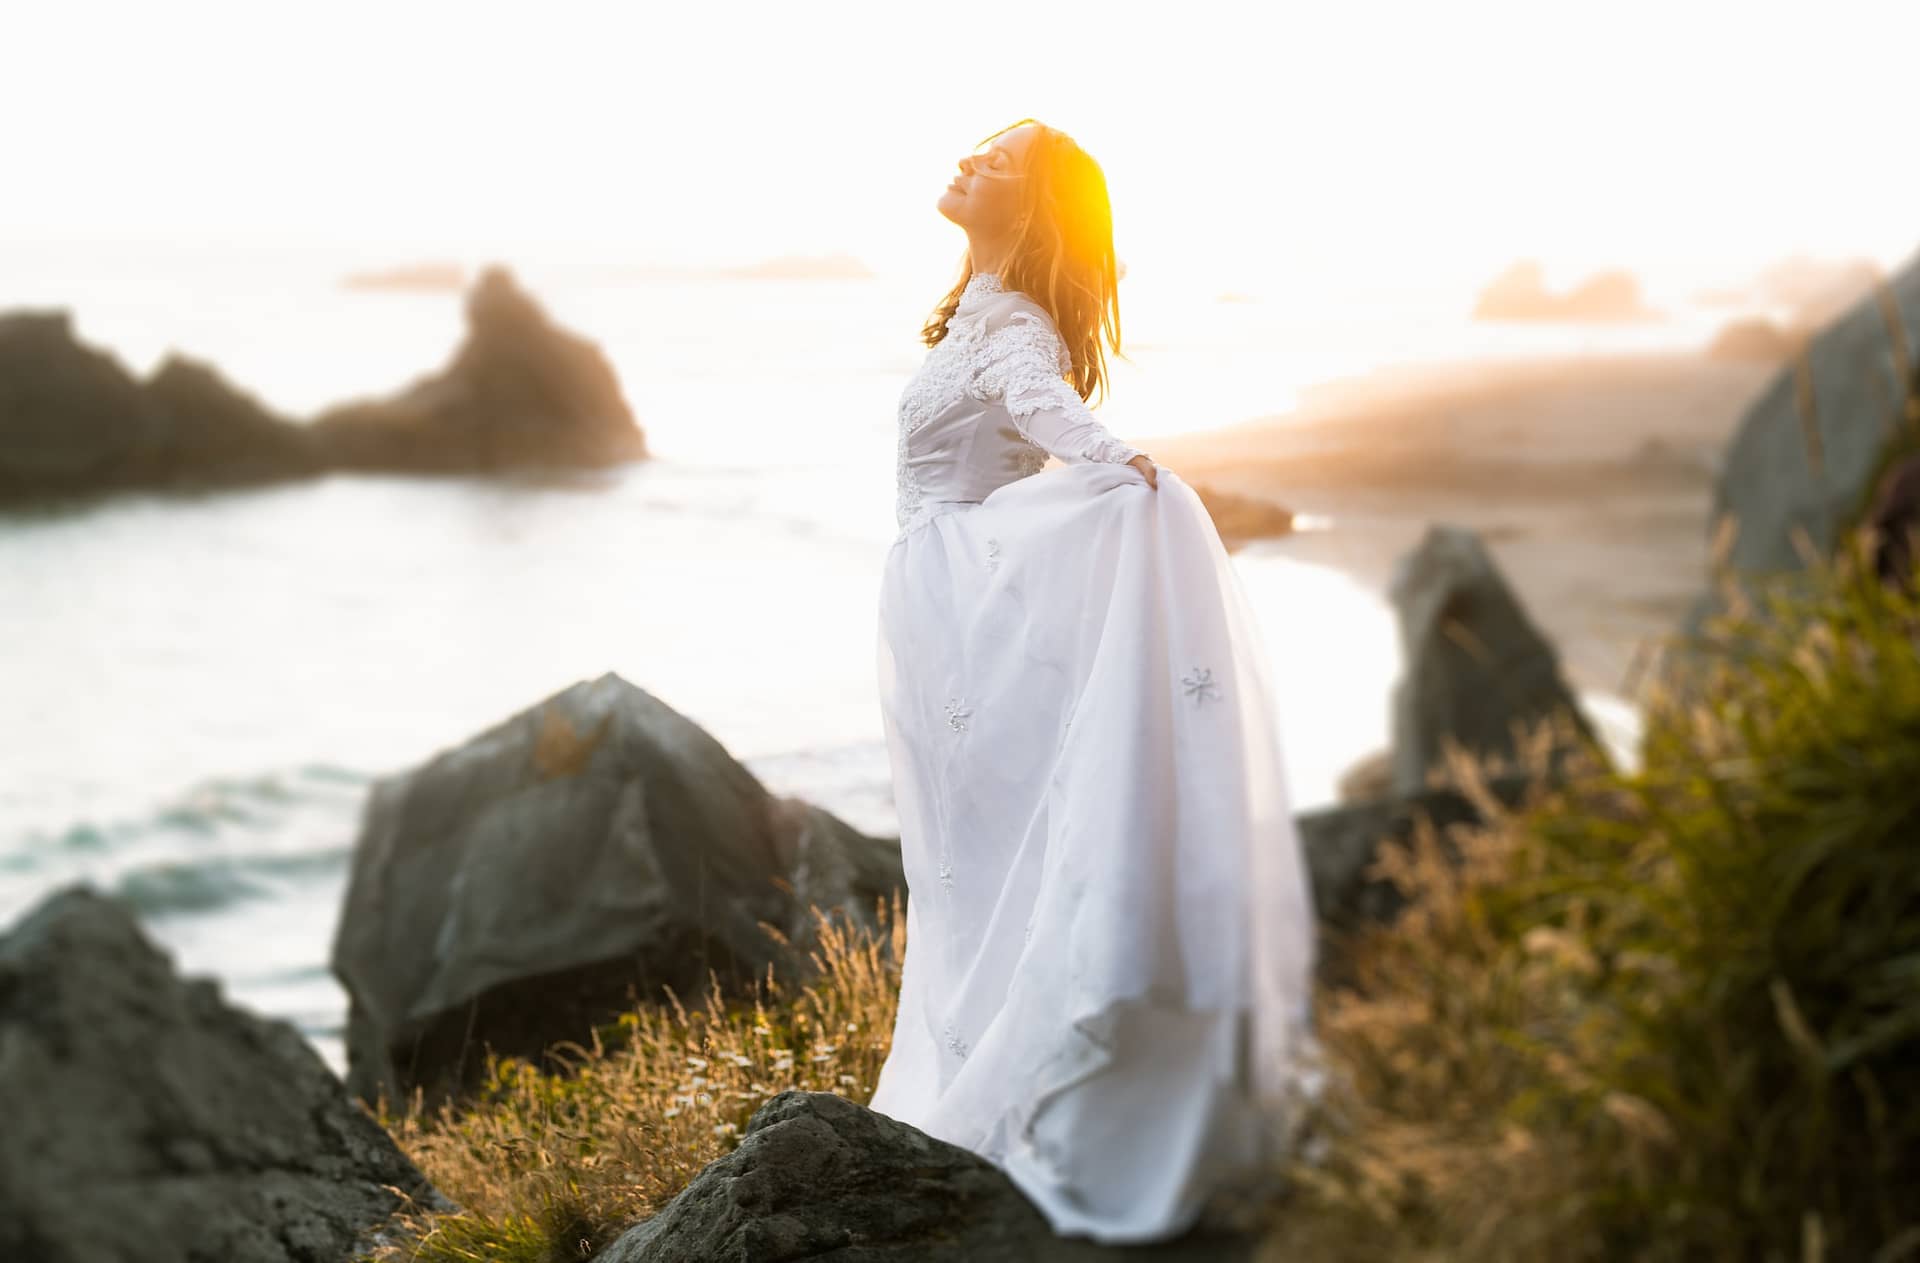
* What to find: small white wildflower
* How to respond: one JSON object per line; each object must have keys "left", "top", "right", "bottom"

{"left": 845, "top": 1022, "right": 859, "bottom": 1032}
{"left": 714, "top": 1121, "right": 736, "bottom": 1136}
{"left": 663, "top": 1107, "right": 681, "bottom": 1118}
{"left": 686, "top": 1056, "right": 709, "bottom": 1070}
{"left": 837, "top": 1074, "right": 856, "bottom": 1086}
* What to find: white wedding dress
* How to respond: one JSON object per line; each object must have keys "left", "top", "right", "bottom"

{"left": 867, "top": 271, "right": 1321, "bottom": 1243}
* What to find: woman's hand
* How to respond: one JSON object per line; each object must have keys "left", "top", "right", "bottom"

{"left": 1128, "top": 454, "right": 1159, "bottom": 489}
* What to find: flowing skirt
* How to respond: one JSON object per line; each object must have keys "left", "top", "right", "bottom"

{"left": 867, "top": 460, "right": 1321, "bottom": 1243}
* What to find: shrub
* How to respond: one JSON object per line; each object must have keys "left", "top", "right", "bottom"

{"left": 1267, "top": 528, "right": 1920, "bottom": 1263}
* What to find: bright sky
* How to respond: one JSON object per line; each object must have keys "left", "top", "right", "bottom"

{"left": 6, "top": 0, "right": 1918, "bottom": 310}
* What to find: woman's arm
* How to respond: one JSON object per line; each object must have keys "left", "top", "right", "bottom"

{"left": 971, "top": 311, "right": 1158, "bottom": 486}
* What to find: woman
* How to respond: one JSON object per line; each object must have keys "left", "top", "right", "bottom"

{"left": 867, "top": 118, "right": 1321, "bottom": 1244}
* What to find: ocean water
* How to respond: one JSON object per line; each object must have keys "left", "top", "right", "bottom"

{"left": 0, "top": 247, "right": 1674, "bottom": 1075}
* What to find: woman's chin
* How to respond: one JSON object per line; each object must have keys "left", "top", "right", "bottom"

{"left": 935, "top": 192, "right": 966, "bottom": 225}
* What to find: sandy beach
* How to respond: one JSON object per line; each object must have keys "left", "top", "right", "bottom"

{"left": 1141, "top": 350, "right": 1781, "bottom": 701}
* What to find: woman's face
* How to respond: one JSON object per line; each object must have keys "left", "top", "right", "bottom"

{"left": 937, "top": 123, "right": 1037, "bottom": 237}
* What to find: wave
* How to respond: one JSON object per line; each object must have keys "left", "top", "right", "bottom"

{"left": 109, "top": 845, "right": 352, "bottom": 918}
{"left": 0, "top": 764, "right": 370, "bottom": 928}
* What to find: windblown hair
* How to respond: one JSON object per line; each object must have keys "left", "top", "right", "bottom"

{"left": 921, "top": 119, "right": 1124, "bottom": 406}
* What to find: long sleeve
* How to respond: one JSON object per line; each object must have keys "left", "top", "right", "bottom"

{"left": 970, "top": 311, "right": 1145, "bottom": 467}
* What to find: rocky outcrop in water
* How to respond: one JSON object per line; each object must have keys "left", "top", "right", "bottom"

{"left": 1707, "top": 316, "right": 1799, "bottom": 362}
{"left": 0, "top": 264, "right": 646, "bottom": 506}
{"left": 331, "top": 671, "right": 903, "bottom": 1111}
{"left": 1191, "top": 482, "right": 1295, "bottom": 550}
{"left": 598, "top": 1089, "right": 1257, "bottom": 1262}
{"left": 310, "top": 266, "right": 646, "bottom": 472}
{"left": 1288, "top": 523, "right": 1601, "bottom": 973}
{"left": 1472, "top": 260, "right": 1657, "bottom": 322}
{"left": 1386, "top": 523, "right": 1603, "bottom": 797}
{"left": 0, "top": 311, "right": 322, "bottom": 500}
{"left": 0, "top": 885, "right": 447, "bottom": 1263}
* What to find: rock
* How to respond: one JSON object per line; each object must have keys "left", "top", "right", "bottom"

{"left": 1472, "top": 260, "right": 1657, "bottom": 323}
{"left": 1629, "top": 434, "right": 1718, "bottom": 479}
{"left": 0, "top": 885, "right": 446, "bottom": 1263}
{"left": 0, "top": 310, "right": 171, "bottom": 498}
{"left": 0, "top": 264, "right": 647, "bottom": 507}
{"left": 1707, "top": 316, "right": 1797, "bottom": 362}
{"left": 1675, "top": 246, "right": 1920, "bottom": 653}
{"left": 1299, "top": 525, "right": 1601, "bottom": 970}
{"left": 330, "top": 671, "right": 904, "bottom": 1111}
{"left": 1556, "top": 269, "right": 1658, "bottom": 322}
{"left": 1717, "top": 251, "right": 1920, "bottom": 575}
{"left": 311, "top": 264, "right": 647, "bottom": 471}
{"left": 1333, "top": 748, "right": 1392, "bottom": 803}
{"left": 599, "top": 1089, "right": 1256, "bottom": 1262}
{"left": 0, "top": 312, "right": 318, "bottom": 504}
{"left": 1296, "top": 773, "right": 1536, "bottom": 962}
{"left": 1386, "top": 524, "right": 1602, "bottom": 797}
{"left": 0, "top": 307, "right": 318, "bottom": 499}
{"left": 141, "top": 352, "right": 326, "bottom": 482}
{"left": 1191, "top": 482, "right": 1294, "bottom": 550}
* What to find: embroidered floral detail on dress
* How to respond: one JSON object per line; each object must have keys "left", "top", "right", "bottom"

{"left": 1182, "top": 667, "right": 1222, "bottom": 705}
{"left": 985, "top": 538, "right": 1001, "bottom": 572}
{"left": 944, "top": 698, "right": 974, "bottom": 731}
{"left": 944, "top": 1021, "right": 970, "bottom": 1059}
{"left": 938, "top": 858, "right": 954, "bottom": 889}
{"left": 1009, "top": 441, "right": 1048, "bottom": 479}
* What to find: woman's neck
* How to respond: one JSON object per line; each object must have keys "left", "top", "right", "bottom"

{"left": 966, "top": 229, "right": 1015, "bottom": 278}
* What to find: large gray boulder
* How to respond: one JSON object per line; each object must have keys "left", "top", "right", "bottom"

{"left": 0, "top": 885, "right": 446, "bottom": 1263}
{"left": 600, "top": 1090, "right": 1257, "bottom": 1262}
{"left": 331, "top": 671, "right": 904, "bottom": 1110}
{"left": 1386, "top": 523, "right": 1602, "bottom": 798}
{"left": 1677, "top": 245, "right": 1920, "bottom": 648}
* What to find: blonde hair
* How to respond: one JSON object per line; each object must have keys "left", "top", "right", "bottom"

{"left": 921, "top": 119, "right": 1123, "bottom": 406}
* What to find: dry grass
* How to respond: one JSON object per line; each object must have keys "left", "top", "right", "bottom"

{"left": 1255, "top": 729, "right": 1615, "bottom": 1263}
{"left": 361, "top": 895, "right": 907, "bottom": 1262}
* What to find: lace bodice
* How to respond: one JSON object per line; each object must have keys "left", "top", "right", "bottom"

{"left": 894, "top": 272, "right": 1144, "bottom": 536}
